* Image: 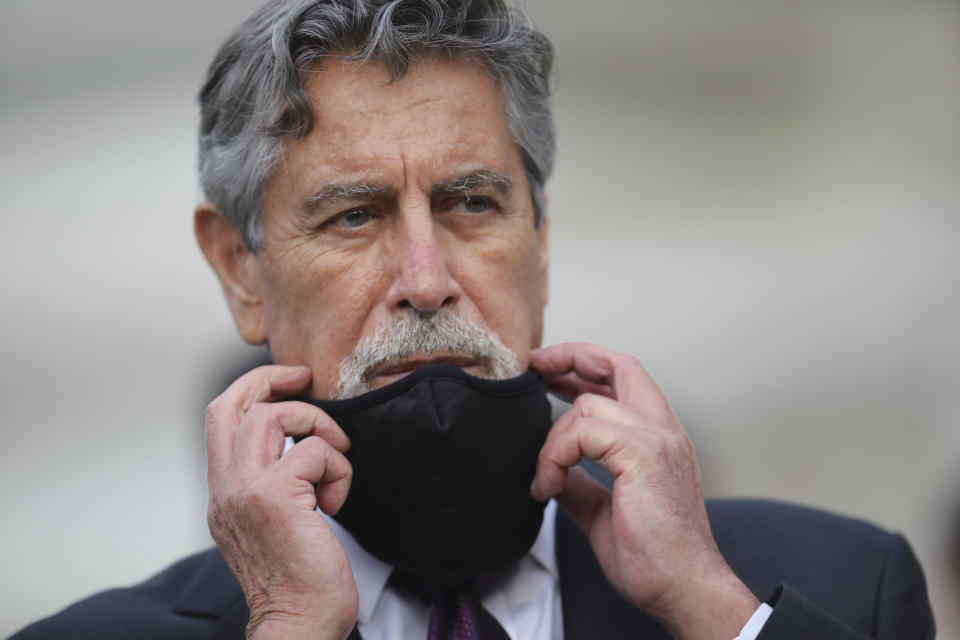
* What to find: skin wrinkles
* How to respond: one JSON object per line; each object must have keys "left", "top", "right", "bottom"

{"left": 298, "top": 169, "right": 515, "bottom": 235}
{"left": 214, "top": 54, "right": 548, "bottom": 399}
{"left": 302, "top": 182, "right": 389, "bottom": 218}
{"left": 196, "top": 49, "right": 764, "bottom": 640}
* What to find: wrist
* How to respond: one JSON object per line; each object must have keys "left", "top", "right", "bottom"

{"left": 247, "top": 611, "right": 355, "bottom": 640}
{"left": 652, "top": 567, "right": 760, "bottom": 640}
{"left": 246, "top": 593, "right": 358, "bottom": 640}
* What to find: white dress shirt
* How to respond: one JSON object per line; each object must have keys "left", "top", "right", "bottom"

{"left": 322, "top": 501, "right": 772, "bottom": 640}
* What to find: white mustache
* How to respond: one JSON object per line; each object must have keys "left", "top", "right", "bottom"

{"left": 336, "top": 310, "right": 521, "bottom": 399}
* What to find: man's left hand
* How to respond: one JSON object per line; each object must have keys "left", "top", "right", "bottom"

{"left": 529, "top": 342, "right": 760, "bottom": 640}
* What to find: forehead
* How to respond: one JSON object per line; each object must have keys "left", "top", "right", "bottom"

{"left": 277, "top": 55, "right": 523, "bottom": 186}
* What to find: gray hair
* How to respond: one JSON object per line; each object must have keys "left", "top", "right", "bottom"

{"left": 198, "top": 0, "right": 555, "bottom": 251}
{"left": 336, "top": 308, "right": 521, "bottom": 398}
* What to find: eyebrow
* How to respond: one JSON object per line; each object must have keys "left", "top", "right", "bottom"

{"left": 300, "top": 169, "right": 513, "bottom": 216}
{"left": 302, "top": 182, "right": 391, "bottom": 216}
{"left": 431, "top": 170, "right": 513, "bottom": 198}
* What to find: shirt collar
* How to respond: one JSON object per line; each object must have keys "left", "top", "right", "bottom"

{"left": 321, "top": 499, "right": 559, "bottom": 624}
{"left": 322, "top": 512, "right": 393, "bottom": 625}
{"left": 527, "top": 499, "right": 559, "bottom": 580}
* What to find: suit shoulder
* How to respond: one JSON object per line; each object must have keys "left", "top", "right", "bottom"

{"left": 11, "top": 548, "right": 232, "bottom": 640}
{"left": 706, "top": 496, "right": 895, "bottom": 549}
{"left": 705, "top": 497, "right": 927, "bottom": 634}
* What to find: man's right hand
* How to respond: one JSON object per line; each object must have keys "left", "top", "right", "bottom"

{"left": 205, "top": 365, "right": 357, "bottom": 640}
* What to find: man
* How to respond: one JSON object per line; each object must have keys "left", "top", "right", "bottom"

{"left": 12, "top": 1, "right": 934, "bottom": 639}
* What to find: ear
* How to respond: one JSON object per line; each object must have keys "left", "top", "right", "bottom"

{"left": 194, "top": 203, "right": 268, "bottom": 344}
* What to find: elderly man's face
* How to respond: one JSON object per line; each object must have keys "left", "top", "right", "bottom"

{"left": 201, "top": 56, "right": 548, "bottom": 399}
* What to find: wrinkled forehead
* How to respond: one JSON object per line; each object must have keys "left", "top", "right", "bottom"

{"left": 297, "top": 54, "right": 508, "bottom": 142}
{"left": 266, "top": 55, "right": 527, "bottom": 203}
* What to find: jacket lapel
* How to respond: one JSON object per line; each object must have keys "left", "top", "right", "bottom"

{"left": 193, "top": 510, "right": 669, "bottom": 640}
{"left": 171, "top": 549, "right": 363, "bottom": 639}
{"left": 555, "top": 509, "right": 669, "bottom": 639}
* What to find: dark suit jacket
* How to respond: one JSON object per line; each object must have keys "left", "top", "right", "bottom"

{"left": 11, "top": 499, "right": 934, "bottom": 639}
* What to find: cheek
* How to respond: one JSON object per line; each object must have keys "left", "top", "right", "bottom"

{"left": 259, "top": 246, "right": 388, "bottom": 365}
{"left": 479, "top": 230, "right": 544, "bottom": 299}
{"left": 456, "top": 230, "right": 546, "bottom": 351}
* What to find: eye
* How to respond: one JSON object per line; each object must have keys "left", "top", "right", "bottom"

{"left": 335, "top": 208, "right": 372, "bottom": 228}
{"left": 457, "top": 195, "right": 494, "bottom": 214}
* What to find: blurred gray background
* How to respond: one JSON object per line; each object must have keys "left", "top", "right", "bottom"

{"left": 1, "top": 0, "right": 958, "bottom": 636}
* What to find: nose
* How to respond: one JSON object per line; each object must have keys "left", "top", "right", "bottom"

{"left": 386, "top": 204, "right": 461, "bottom": 314}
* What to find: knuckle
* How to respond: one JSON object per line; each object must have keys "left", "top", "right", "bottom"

{"left": 328, "top": 459, "right": 353, "bottom": 486}
{"left": 300, "top": 434, "right": 329, "bottom": 454}
{"left": 313, "top": 410, "right": 337, "bottom": 433}
{"left": 537, "top": 443, "right": 552, "bottom": 465}
{"left": 205, "top": 398, "right": 224, "bottom": 426}
{"left": 666, "top": 429, "right": 688, "bottom": 450}
{"left": 573, "top": 392, "right": 601, "bottom": 413}
{"left": 618, "top": 353, "right": 644, "bottom": 373}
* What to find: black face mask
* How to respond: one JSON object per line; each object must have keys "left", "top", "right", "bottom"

{"left": 302, "top": 364, "right": 552, "bottom": 587}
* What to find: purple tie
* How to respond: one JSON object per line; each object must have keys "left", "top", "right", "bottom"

{"left": 390, "top": 571, "right": 511, "bottom": 640}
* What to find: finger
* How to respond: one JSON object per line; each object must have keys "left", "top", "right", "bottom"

{"left": 563, "top": 392, "right": 643, "bottom": 427}
{"left": 206, "top": 365, "right": 311, "bottom": 477}
{"left": 554, "top": 466, "right": 611, "bottom": 536}
{"left": 274, "top": 435, "right": 353, "bottom": 515}
{"left": 220, "top": 364, "right": 313, "bottom": 416}
{"left": 532, "top": 417, "right": 630, "bottom": 500}
{"left": 233, "top": 401, "right": 350, "bottom": 469}
{"left": 531, "top": 343, "right": 670, "bottom": 421}
{"left": 539, "top": 371, "right": 615, "bottom": 403}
